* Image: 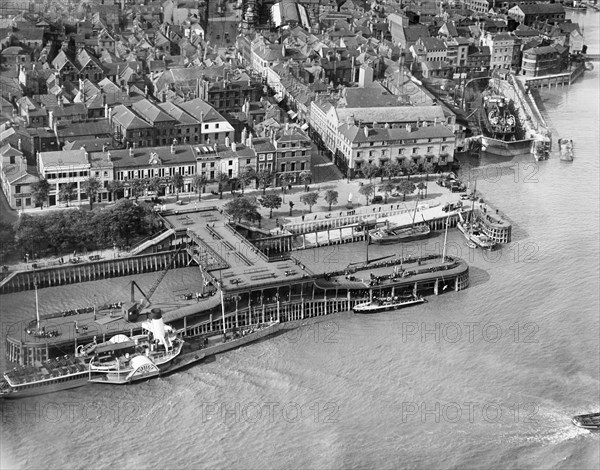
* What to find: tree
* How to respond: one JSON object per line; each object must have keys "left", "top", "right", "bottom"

{"left": 59, "top": 182, "right": 76, "bottom": 207}
{"left": 324, "top": 189, "right": 338, "bottom": 211}
{"left": 192, "top": 174, "right": 209, "bottom": 201}
{"left": 82, "top": 177, "right": 102, "bottom": 210}
{"left": 147, "top": 177, "right": 164, "bottom": 195}
{"left": 14, "top": 214, "right": 46, "bottom": 254}
{"left": 105, "top": 198, "right": 160, "bottom": 246}
{"left": 171, "top": 172, "right": 184, "bottom": 201}
{"left": 259, "top": 194, "right": 282, "bottom": 218}
{"left": 360, "top": 162, "right": 379, "bottom": 183}
{"left": 288, "top": 201, "right": 294, "bottom": 216}
{"left": 381, "top": 161, "right": 401, "bottom": 181}
{"left": 280, "top": 173, "right": 295, "bottom": 191}
{"left": 215, "top": 172, "right": 229, "bottom": 199}
{"left": 224, "top": 196, "right": 260, "bottom": 223}
{"left": 417, "top": 181, "right": 427, "bottom": 199}
{"left": 407, "top": 161, "right": 419, "bottom": 180}
{"left": 300, "top": 191, "right": 319, "bottom": 213}
{"left": 255, "top": 168, "right": 273, "bottom": 195}
{"left": 129, "top": 178, "right": 146, "bottom": 201}
{"left": 107, "top": 180, "right": 124, "bottom": 202}
{"left": 238, "top": 166, "right": 255, "bottom": 195}
{"left": 358, "top": 183, "right": 374, "bottom": 205}
{"left": 423, "top": 161, "right": 435, "bottom": 181}
{"left": 397, "top": 180, "right": 416, "bottom": 201}
{"left": 299, "top": 170, "right": 312, "bottom": 191}
{"left": 31, "top": 179, "right": 50, "bottom": 210}
{"left": 379, "top": 180, "right": 395, "bottom": 203}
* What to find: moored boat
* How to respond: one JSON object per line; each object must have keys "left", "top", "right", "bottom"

{"left": 559, "top": 138, "right": 574, "bottom": 161}
{"left": 457, "top": 212, "right": 497, "bottom": 250}
{"left": 0, "top": 356, "right": 91, "bottom": 399}
{"left": 572, "top": 412, "right": 600, "bottom": 429}
{"left": 353, "top": 295, "right": 426, "bottom": 314}
{"left": 87, "top": 308, "right": 183, "bottom": 385}
{"left": 369, "top": 224, "right": 431, "bottom": 244}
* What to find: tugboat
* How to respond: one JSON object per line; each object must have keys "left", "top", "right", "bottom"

{"left": 86, "top": 308, "right": 184, "bottom": 385}
{"left": 572, "top": 412, "right": 600, "bottom": 429}
{"left": 353, "top": 294, "right": 426, "bottom": 314}
{"left": 559, "top": 138, "right": 574, "bottom": 161}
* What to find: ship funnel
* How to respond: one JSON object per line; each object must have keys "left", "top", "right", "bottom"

{"left": 149, "top": 308, "right": 172, "bottom": 349}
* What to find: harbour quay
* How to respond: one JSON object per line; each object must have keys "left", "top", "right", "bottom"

{"left": 4, "top": 219, "right": 469, "bottom": 365}
{"left": 2, "top": 181, "right": 516, "bottom": 365}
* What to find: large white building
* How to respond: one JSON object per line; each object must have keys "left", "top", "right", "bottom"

{"left": 337, "top": 122, "right": 456, "bottom": 177}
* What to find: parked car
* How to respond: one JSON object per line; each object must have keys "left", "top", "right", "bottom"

{"left": 371, "top": 195, "right": 383, "bottom": 204}
{"left": 450, "top": 181, "right": 466, "bottom": 192}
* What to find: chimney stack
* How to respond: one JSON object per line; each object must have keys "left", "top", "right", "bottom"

{"left": 232, "top": 142, "right": 236, "bottom": 152}
{"left": 363, "top": 126, "right": 369, "bottom": 137}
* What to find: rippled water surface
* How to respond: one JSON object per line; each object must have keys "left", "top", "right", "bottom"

{"left": 1, "top": 13, "right": 599, "bottom": 470}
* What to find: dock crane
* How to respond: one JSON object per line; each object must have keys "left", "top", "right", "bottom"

{"left": 122, "top": 246, "right": 183, "bottom": 322}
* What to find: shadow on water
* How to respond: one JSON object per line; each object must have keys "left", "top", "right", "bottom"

{"left": 467, "top": 265, "right": 491, "bottom": 288}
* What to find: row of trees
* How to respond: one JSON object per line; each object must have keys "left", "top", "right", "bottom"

{"left": 14, "top": 199, "right": 162, "bottom": 255}
{"left": 358, "top": 160, "right": 436, "bottom": 183}
{"left": 357, "top": 180, "right": 426, "bottom": 205}
{"left": 29, "top": 168, "right": 315, "bottom": 211}
{"left": 29, "top": 173, "right": 190, "bottom": 211}
{"left": 193, "top": 167, "right": 313, "bottom": 201}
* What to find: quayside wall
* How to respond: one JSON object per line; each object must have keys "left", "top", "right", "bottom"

{"left": 0, "top": 250, "right": 188, "bottom": 295}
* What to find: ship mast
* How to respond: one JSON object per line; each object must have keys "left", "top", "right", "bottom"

{"left": 441, "top": 214, "right": 450, "bottom": 263}
{"left": 34, "top": 278, "right": 40, "bottom": 331}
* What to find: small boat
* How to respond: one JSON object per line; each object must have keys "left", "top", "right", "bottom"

{"left": 457, "top": 219, "right": 497, "bottom": 250}
{"left": 572, "top": 412, "right": 600, "bottom": 429}
{"left": 87, "top": 308, "right": 184, "bottom": 385}
{"left": 353, "top": 295, "right": 426, "bottom": 314}
{"left": 559, "top": 138, "right": 574, "bottom": 161}
{"left": 465, "top": 241, "right": 477, "bottom": 249}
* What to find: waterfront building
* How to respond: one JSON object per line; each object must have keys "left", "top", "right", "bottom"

{"left": 336, "top": 121, "right": 455, "bottom": 178}
{"left": 508, "top": 3, "right": 566, "bottom": 26}
{"left": 521, "top": 44, "right": 568, "bottom": 77}
{"left": 310, "top": 98, "right": 450, "bottom": 171}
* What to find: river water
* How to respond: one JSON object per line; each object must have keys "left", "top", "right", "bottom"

{"left": 2, "top": 13, "right": 599, "bottom": 470}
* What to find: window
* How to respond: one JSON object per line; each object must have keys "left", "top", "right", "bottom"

{"left": 427, "top": 146, "right": 433, "bottom": 153}
{"left": 228, "top": 160, "right": 233, "bottom": 166}
{"left": 215, "top": 124, "right": 219, "bottom": 129}
{"left": 15, "top": 185, "right": 21, "bottom": 194}
{"left": 412, "top": 148, "right": 418, "bottom": 154}
{"left": 204, "top": 124, "right": 209, "bottom": 130}
{"left": 16, "top": 199, "right": 21, "bottom": 207}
